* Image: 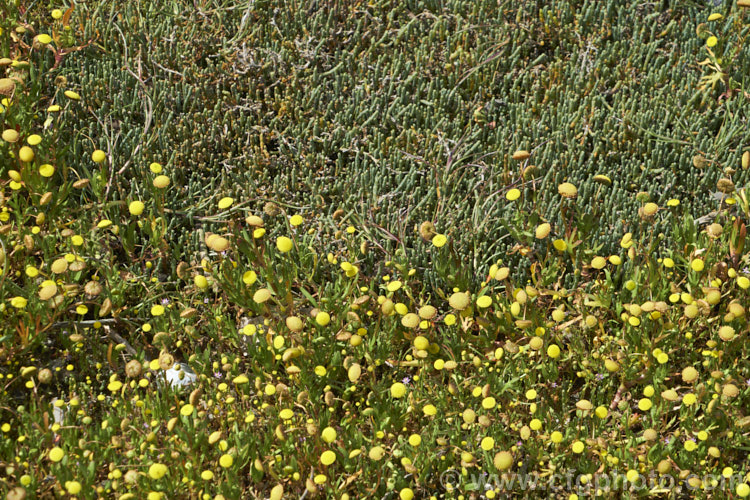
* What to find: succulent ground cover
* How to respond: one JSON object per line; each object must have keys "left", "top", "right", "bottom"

{"left": 2, "top": 0, "right": 750, "bottom": 499}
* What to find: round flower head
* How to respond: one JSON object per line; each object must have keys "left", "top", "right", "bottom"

{"left": 39, "top": 283, "right": 57, "bottom": 300}
{"left": 320, "top": 450, "right": 336, "bottom": 465}
{"left": 148, "top": 463, "right": 167, "bottom": 479}
{"left": 593, "top": 174, "right": 611, "bottom": 185}
{"left": 207, "top": 236, "right": 230, "bottom": 252}
{"left": 390, "top": 382, "right": 407, "bottom": 398}
{"left": 48, "top": 447, "right": 65, "bottom": 462}
{"left": 368, "top": 446, "right": 385, "bottom": 461}
{"left": 448, "top": 292, "right": 470, "bottom": 311}
{"left": 19, "top": 146, "right": 34, "bottom": 163}
{"left": 242, "top": 270, "right": 257, "bottom": 285}
{"left": 39, "top": 164, "right": 55, "bottom": 177}
{"left": 194, "top": 275, "right": 209, "bottom": 289}
{"left": 92, "top": 150, "right": 106, "bottom": 163}
{"left": 315, "top": 311, "right": 330, "bottom": 326}
{"left": 547, "top": 344, "right": 561, "bottom": 358}
{"left": 481, "top": 437, "right": 495, "bottom": 450}
{"left": 535, "top": 223, "right": 551, "bottom": 239}
{"left": 218, "top": 197, "right": 233, "bottom": 209}
{"left": 276, "top": 236, "right": 293, "bottom": 253}
{"left": 64, "top": 481, "right": 81, "bottom": 494}
{"left": 493, "top": 451, "right": 513, "bottom": 470}
{"left": 558, "top": 182, "right": 578, "bottom": 199}
{"left": 286, "top": 316, "right": 303, "bottom": 332}
{"left": 10, "top": 296, "right": 28, "bottom": 309}
{"left": 253, "top": 288, "right": 272, "bottom": 304}
{"left": 321, "top": 427, "right": 336, "bottom": 443}
{"left": 506, "top": 188, "right": 521, "bottom": 201}
{"left": 643, "top": 202, "right": 658, "bottom": 216}
{"left": 152, "top": 175, "right": 170, "bottom": 188}
{"left": 401, "top": 313, "right": 419, "bottom": 328}
{"left": 418, "top": 305, "right": 436, "bottom": 319}
{"left": 413, "top": 336, "right": 429, "bottom": 350}
{"left": 2, "top": 129, "right": 19, "bottom": 143}
{"left": 219, "top": 454, "right": 234, "bottom": 468}
{"left": 129, "top": 201, "right": 145, "bottom": 216}
{"left": 591, "top": 256, "right": 607, "bottom": 269}
{"left": 476, "top": 295, "right": 492, "bottom": 308}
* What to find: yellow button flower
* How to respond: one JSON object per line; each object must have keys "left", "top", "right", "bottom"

{"left": 92, "top": 150, "right": 106, "bottom": 163}
{"left": 390, "top": 382, "right": 407, "bottom": 398}
{"left": 276, "top": 236, "right": 293, "bottom": 253}
{"left": 315, "top": 311, "right": 330, "bottom": 326}
{"left": 432, "top": 234, "right": 447, "bottom": 247}
{"left": 320, "top": 450, "right": 336, "bottom": 466}
{"left": 219, "top": 454, "right": 234, "bottom": 468}
{"left": 64, "top": 481, "right": 81, "bottom": 494}
{"left": 39, "top": 164, "right": 55, "bottom": 177}
{"left": 19, "top": 146, "right": 34, "bottom": 162}
{"left": 476, "top": 296, "right": 492, "bottom": 308}
{"left": 481, "top": 437, "right": 495, "bottom": 451}
{"left": 152, "top": 175, "right": 170, "bottom": 188}
{"left": 148, "top": 463, "right": 167, "bottom": 479}
{"left": 10, "top": 296, "right": 28, "bottom": 309}
{"left": 321, "top": 427, "right": 336, "bottom": 443}
{"left": 547, "top": 345, "right": 561, "bottom": 358}
{"left": 129, "top": 201, "right": 145, "bottom": 216}
{"left": 48, "top": 447, "right": 65, "bottom": 462}
{"left": 493, "top": 451, "right": 513, "bottom": 470}
{"left": 400, "top": 488, "right": 414, "bottom": 500}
